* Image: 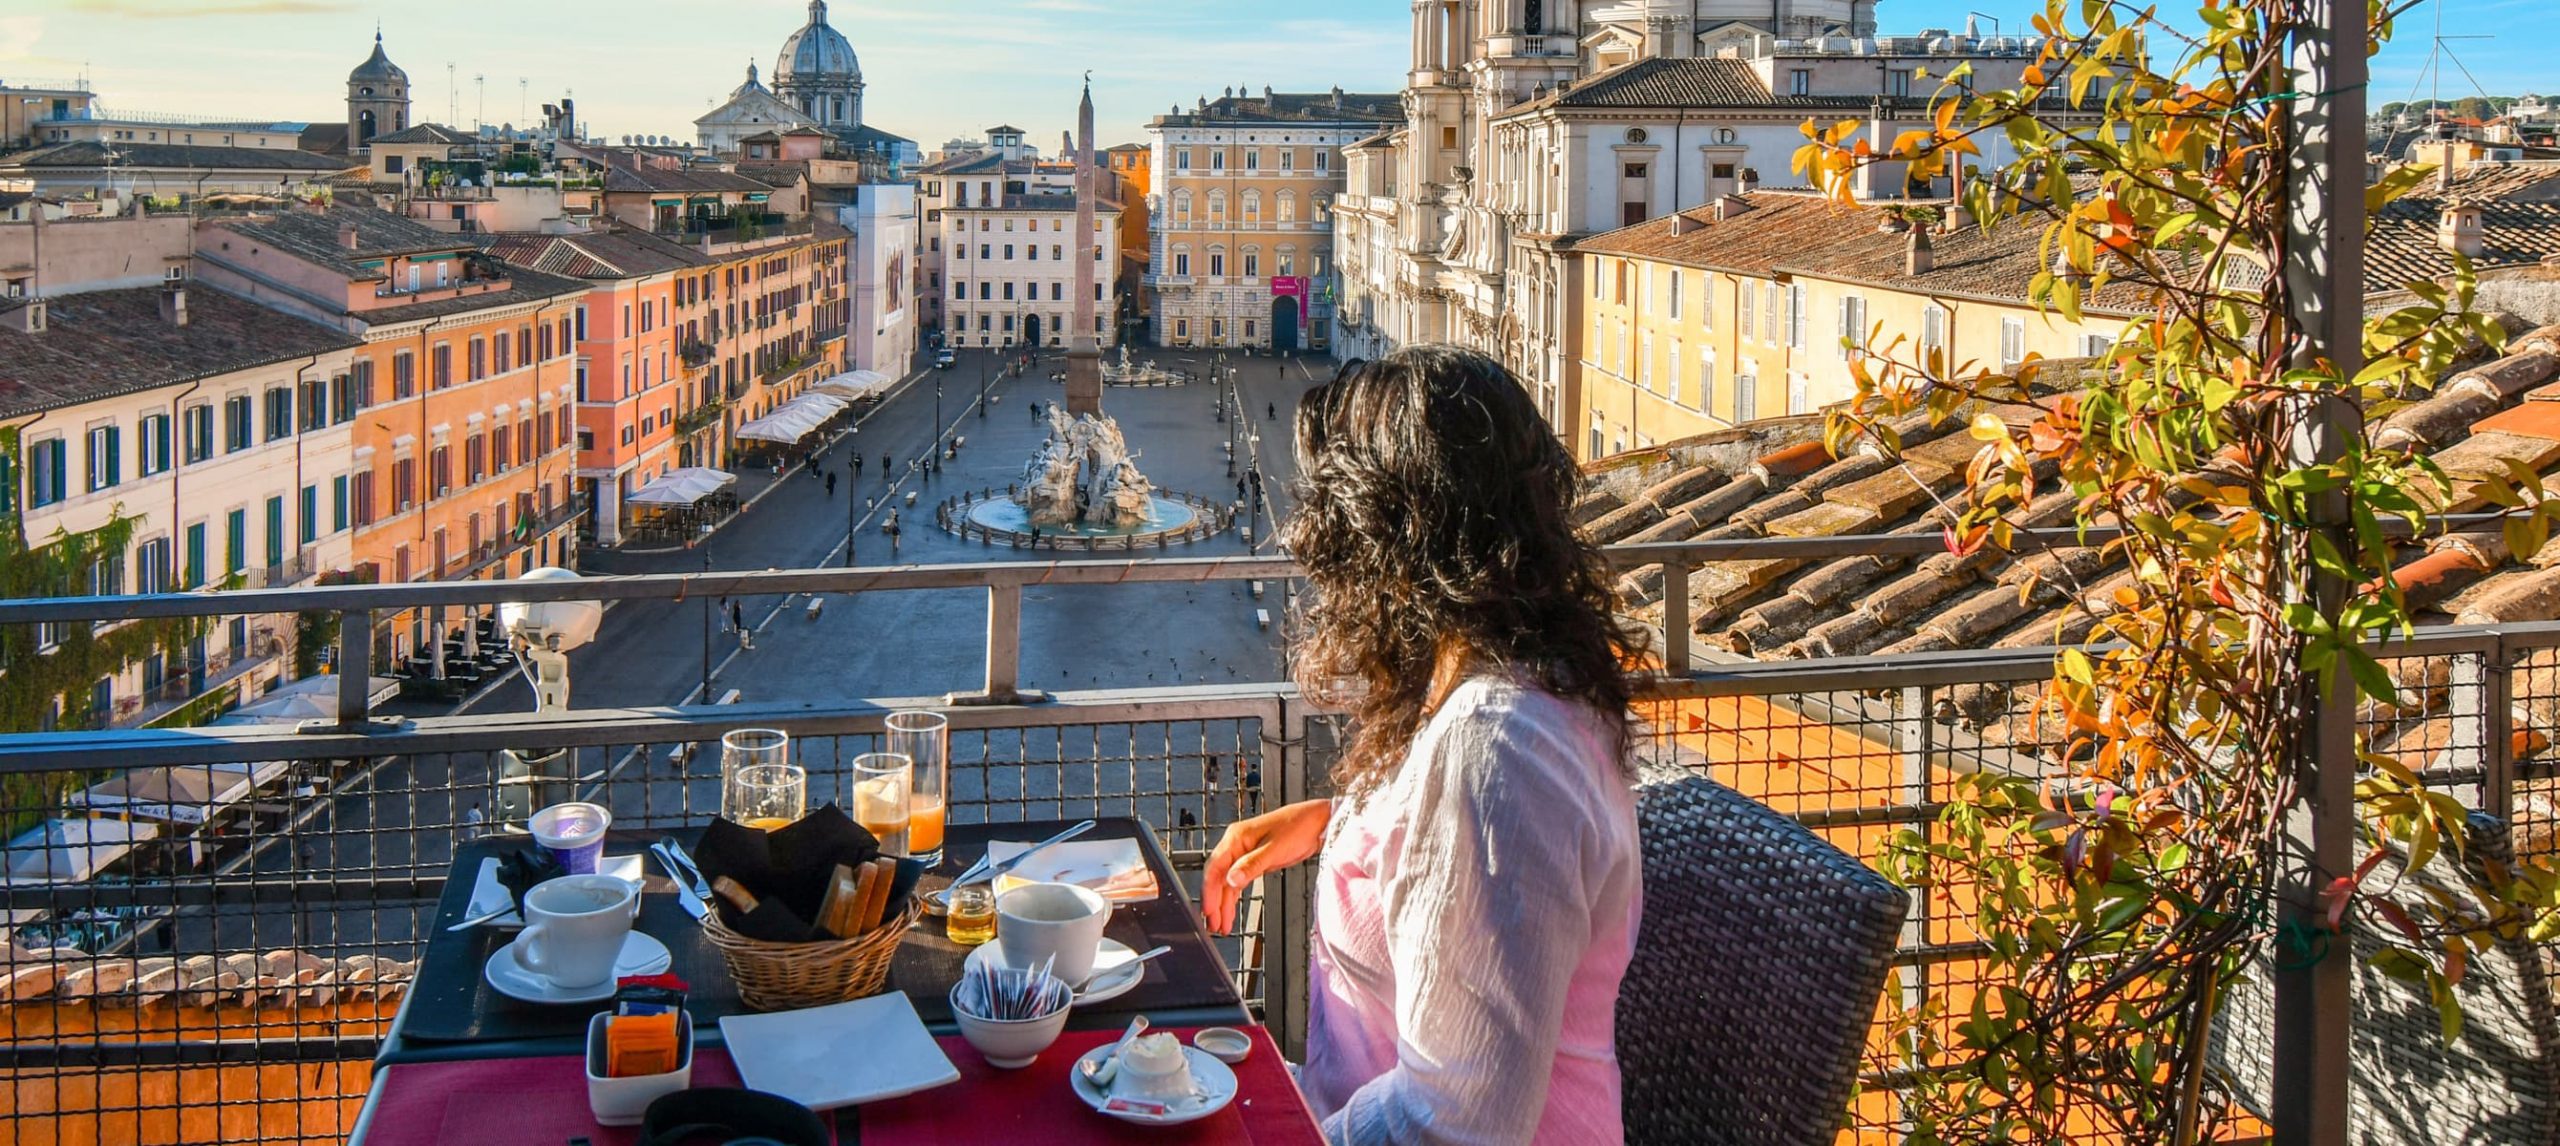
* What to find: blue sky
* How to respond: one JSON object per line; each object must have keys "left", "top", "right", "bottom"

{"left": 0, "top": 0, "right": 2547, "bottom": 152}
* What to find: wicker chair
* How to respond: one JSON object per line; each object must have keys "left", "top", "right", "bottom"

{"left": 1616, "top": 764, "right": 1910, "bottom": 1146}
{"left": 2207, "top": 812, "right": 2560, "bottom": 1145}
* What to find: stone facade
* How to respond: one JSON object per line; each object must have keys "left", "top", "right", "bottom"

{"left": 1334, "top": 1, "right": 2093, "bottom": 431}
{"left": 1144, "top": 89, "right": 1398, "bottom": 353}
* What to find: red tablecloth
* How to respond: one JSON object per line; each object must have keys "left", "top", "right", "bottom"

{"left": 360, "top": 1025, "right": 1322, "bottom": 1145}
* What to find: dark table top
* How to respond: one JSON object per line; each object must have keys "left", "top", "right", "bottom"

{"left": 381, "top": 817, "right": 1249, "bottom": 1067}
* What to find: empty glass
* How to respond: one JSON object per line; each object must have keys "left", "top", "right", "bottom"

{"left": 724, "top": 764, "right": 806, "bottom": 832}
{"left": 851, "top": 752, "right": 913, "bottom": 855}
{"left": 886, "top": 710, "right": 949, "bottom": 865}
{"left": 721, "top": 728, "right": 789, "bottom": 788}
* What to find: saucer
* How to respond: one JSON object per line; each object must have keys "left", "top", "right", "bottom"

{"left": 962, "top": 936, "right": 1145, "bottom": 1006}
{"left": 1068, "top": 1043, "right": 1237, "bottom": 1126}
{"left": 462, "top": 853, "right": 646, "bottom": 929}
{"left": 483, "top": 931, "right": 671, "bottom": 1004}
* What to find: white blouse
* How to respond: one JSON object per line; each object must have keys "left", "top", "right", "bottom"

{"left": 1297, "top": 675, "right": 1644, "bottom": 1144}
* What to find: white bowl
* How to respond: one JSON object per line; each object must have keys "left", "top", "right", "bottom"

{"left": 949, "top": 986, "right": 1071, "bottom": 1069}
{"left": 585, "top": 1010, "right": 692, "bottom": 1126}
{"left": 1192, "top": 1026, "right": 1251, "bottom": 1065}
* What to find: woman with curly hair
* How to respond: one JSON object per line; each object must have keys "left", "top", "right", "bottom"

{"left": 1204, "top": 345, "right": 1645, "bottom": 1144}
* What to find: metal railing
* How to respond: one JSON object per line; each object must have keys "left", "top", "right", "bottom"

{"left": 0, "top": 542, "right": 2549, "bottom": 1142}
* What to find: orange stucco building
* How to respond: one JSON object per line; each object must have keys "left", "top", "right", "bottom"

{"left": 194, "top": 206, "right": 589, "bottom": 667}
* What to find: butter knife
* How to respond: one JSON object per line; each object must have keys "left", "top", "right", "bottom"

{"left": 651, "top": 841, "right": 711, "bottom": 920}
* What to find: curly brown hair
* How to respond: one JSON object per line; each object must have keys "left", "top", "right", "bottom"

{"left": 1281, "top": 344, "right": 1640, "bottom": 797}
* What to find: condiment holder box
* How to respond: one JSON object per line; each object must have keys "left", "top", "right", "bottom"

{"left": 585, "top": 1011, "right": 693, "bottom": 1126}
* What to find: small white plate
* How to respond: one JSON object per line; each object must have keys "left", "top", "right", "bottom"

{"left": 462, "top": 854, "right": 646, "bottom": 929}
{"left": 720, "top": 992, "right": 962, "bottom": 1110}
{"left": 482, "top": 931, "right": 671, "bottom": 1005}
{"left": 962, "top": 936, "right": 1146, "bottom": 1006}
{"left": 1069, "top": 1043, "right": 1238, "bottom": 1126}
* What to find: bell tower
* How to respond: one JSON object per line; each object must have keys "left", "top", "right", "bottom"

{"left": 346, "top": 28, "right": 411, "bottom": 155}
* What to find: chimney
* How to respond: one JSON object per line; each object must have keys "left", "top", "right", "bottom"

{"left": 337, "top": 223, "right": 360, "bottom": 250}
{"left": 3, "top": 300, "right": 45, "bottom": 335}
{"left": 2439, "top": 201, "right": 2484, "bottom": 258}
{"left": 160, "top": 284, "right": 189, "bottom": 327}
{"left": 1906, "top": 227, "right": 1934, "bottom": 276}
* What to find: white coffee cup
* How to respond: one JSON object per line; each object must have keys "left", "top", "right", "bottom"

{"left": 995, "top": 882, "right": 1112, "bottom": 986}
{"left": 518, "top": 874, "right": 641, "bottom": 988}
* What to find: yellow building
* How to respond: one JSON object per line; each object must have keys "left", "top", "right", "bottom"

{"left": 1143, "top": 89, "right": 1400, "bottom": 353}
{"left": 1570, "top": 193, "right": 2140, "bottom": 461}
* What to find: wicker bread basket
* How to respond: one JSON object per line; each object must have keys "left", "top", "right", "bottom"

{"left": 701, "top": 895, "right": 924, "bottom": 1011}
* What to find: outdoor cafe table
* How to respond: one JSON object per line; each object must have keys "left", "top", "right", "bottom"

{"left": 350, "top": 817, "right": 1307, "bottom": 1142}
{"left": 375, "top": 818, "right": 1248, "bottom": 1062}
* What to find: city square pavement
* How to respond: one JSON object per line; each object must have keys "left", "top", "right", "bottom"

{"left": 193, "top": 345, "right": 1335, "bottom": 957}
{"left": 499, "top": 343, "right": 1327, "bottom": 711}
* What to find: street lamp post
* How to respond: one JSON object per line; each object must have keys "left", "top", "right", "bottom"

{"left": 698, "top": 547, "right": 712, "bottom": 701}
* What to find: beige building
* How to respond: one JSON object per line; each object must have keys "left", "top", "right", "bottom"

{"left": 0, "top": 78, "right": 97, "bottom": 152}
{"left": 0, "top": 210, "right": 193, "bottom": 300}
{"left": 1571, "top": 193, "right": 2135, "bottom": 461}
{"left": 1144, "top": 89, "right": 1398, "bottom": 353}
{"left": 1, "top": 284, "right": 363, "bottom": 729}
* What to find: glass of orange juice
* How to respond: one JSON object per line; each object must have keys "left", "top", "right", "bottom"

{"left": 851, "top": 752, "right": 912, "bottom": 855}
{"left": 886, "top": 711, "right": 948, "bottom": 865}
{"left": 725, "top": 764, "right": 804, "bottom": 832}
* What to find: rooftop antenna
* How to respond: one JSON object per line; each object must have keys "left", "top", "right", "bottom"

{"left": 447, "top": 62, "right": 458, "bottom": 127}
{"left": 519, "top": 77, "right": 528, "bottom": 126}
{"left": 474, "top": 73, "right": 486, "bottom": 130}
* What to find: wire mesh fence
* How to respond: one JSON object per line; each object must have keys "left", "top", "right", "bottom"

{"left": 5, "top": 595, "right": 2558, "bottom": 1142}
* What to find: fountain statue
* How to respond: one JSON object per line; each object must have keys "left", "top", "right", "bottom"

{"left": 1018, "top": 406, "right": 1156, "bottom": 529}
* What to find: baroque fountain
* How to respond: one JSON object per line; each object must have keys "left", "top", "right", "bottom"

{"left": 945, "top": 406, "right": 1227, "bottom": 548}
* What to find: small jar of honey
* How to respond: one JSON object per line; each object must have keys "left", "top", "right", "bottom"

{"left": 945, "top": 884, "right": 996, "bottom": 946}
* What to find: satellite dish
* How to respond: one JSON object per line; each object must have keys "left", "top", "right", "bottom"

{"left": 499, "top": 567, "right": 603, "bottom": 652}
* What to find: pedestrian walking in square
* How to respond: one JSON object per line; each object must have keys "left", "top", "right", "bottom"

{"left": 826, "top": 472, "right": 837, "bottom": 497}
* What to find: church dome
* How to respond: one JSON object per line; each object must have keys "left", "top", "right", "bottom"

{"left": 349, "top": 32, "right": 407, "bottom": 87}
{"left": 775, "top": 1, "right": 860, "bottom": 84}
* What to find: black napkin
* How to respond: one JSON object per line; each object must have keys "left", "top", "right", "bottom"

{"left": 694, "top": 805, "right": 881, "bottom": 942}
{"left": 881, "top": 856, "right": 927, "bottom": 919}
{"left": 495, "top": 847, "right": 566, "bottom": 918}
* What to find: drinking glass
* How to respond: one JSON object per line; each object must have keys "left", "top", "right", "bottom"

{"left": 724, "top": 764, "right": 806, "bottom": 832}
{"left": 720, "top": 728, "right": 790, "bottom": 793}
{"left": 886, "top": 710, "right": 949, "bottom": 865}
{"left": 851, "top": 752, "right": 913, "bottom": 855}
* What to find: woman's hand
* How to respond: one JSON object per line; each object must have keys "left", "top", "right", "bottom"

{"left": 1201, "top": 799, "right": 1333, "bottom": 935}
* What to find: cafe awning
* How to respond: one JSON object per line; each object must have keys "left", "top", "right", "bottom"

{"left": 626, "top": 467, "right": 738, "bottom": 507}
{"left": 2, "top": 818, "right": 161, "bottom": 884}
{"left": 218, "top": 674, "right": 402, "bottom": 725}
{"left": 66, "top": 761, "right": 290, "bottom": 825}
{"left": 733, "top": 393, "right": 850, "bottom": 445}
{"left": 812, "top": 370, "right": 894, "bottom": 400}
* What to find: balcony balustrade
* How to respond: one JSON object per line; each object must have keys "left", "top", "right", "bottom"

{"left": 0, "top": 530, "right": 2543, "bottom": 1144}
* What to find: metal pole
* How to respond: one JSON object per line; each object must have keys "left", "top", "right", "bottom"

{"left": 700, "top": 548, "right": 712, "bottom": 700}
{"left": 334, "top": 609, "right": 372, "bottom": 729}
{"left": 2272, "top": 0, "right": 2364, "bottom": 1141}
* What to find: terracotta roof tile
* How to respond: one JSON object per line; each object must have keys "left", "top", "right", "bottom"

{"left": 0, "top": 286, "right": 360, "bottom": 418}
{"left": 2473, "top": 399, "right": 2560, "bottom": 441}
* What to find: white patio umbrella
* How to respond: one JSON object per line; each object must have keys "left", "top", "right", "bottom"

{"left": 66, "top": 761, "right": 288, "bottom": 825}
{"left": 813, "top": 370, "right": 893, "bottom": 399}
{"left": 2, "top": 818, "right": 160, "bottom": 884}
{"left": 226, "top": 674, "right": 401, "bottom": 724}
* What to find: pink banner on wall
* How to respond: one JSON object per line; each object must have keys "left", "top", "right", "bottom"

{"left": 1270, "top": 276, "right": 1309, "bottom": 329}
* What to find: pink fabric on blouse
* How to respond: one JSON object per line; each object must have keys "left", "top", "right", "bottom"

{"left": 1297, "top": 675, "right": 1643, "bottom": 1145}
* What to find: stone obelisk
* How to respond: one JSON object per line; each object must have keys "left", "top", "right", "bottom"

{"left": 1064, "top": 76, "right": 1104, "bottom": 416}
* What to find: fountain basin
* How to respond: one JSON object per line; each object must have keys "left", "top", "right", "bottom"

{"left": 967, "top": 495, "right": 1196, "bottom": 538}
